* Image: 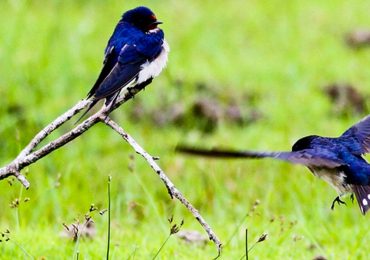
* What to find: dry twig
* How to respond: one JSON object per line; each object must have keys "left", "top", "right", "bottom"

{"left": 0, "top": 84, "right": 222, "bottom": 254}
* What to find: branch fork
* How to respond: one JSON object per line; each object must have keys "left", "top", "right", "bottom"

{"left": 0, "top": 85, "right": 222, "bottom": 254}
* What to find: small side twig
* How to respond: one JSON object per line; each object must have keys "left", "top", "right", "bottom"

{"left": 13, "top": 171, "right": 30, "bottom": 190}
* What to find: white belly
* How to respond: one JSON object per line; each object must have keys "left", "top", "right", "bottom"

{"left": 311, "top": 168, "right": 350, "bottom": 194}
{"left": 137, "top": 40, "right": 169, "bottom": 84}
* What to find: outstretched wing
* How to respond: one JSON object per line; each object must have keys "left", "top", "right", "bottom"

{"left": 176, "top": 145, "right": 345, "bottom": 168}
{"left": 340, "top": 115, "right": 370, "bottom": 155}
{"left": 277, "top": 149, "right": 345, "bottom": 168}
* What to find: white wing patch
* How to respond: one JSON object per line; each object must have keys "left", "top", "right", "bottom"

{"left": 137, "top": 40, "right": 169, "bottom": 84}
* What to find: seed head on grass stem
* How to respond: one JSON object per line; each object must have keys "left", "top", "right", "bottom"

{"left": 0, "top": 229, "right": 10, "bottom": 243}
{"left": 240, "top": 232, "right": 268, "bottom": 260}
{"left": 152, "top": 216, "right": 184, "bottom": 259}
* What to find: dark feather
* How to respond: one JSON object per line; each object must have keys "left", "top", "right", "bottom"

{"left": 176, "top": 146, "right": 344, "bottom": 168}
{"left": 176, "top": 146, "right": 272, "bottom": 159}
{"left": 87, "top": 46, "right": 116, "bottom": 99}
{"left": 92, "top": 43, "right": 150, "bottom": 101}
{"left": 352, "top": 185, "right": 370, "bottom": 214}
{"left": 340, "top": 115, "right": 370, "bottom": 154}
{"left": 74, "top": 99, "right": 99, "bottom": 124}
{"left": 277, "top": 150, "right": 345, "bottom": 168}
{"left": 93, "top": 62, "right": 140, "bottom": 101}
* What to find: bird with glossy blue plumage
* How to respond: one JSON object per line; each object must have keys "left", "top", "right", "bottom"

{"left": 177, "top": 115, "right": 370, "bottom": 215}
{"left": 78, "top": 6, "right": 169, "bottom": 121}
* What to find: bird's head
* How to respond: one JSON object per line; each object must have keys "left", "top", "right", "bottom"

{"left": 122, "top": 6, "right": 162, "bottom": 32}
{"left": 292, "top": 135, "right": 319, "bottom": 151}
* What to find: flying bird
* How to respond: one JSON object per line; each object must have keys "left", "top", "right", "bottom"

{"left": 177, "top": 115, "right": 370, "bottom": 215}
{"left": 77, "top": 6, "right": 169, "bottom": 121}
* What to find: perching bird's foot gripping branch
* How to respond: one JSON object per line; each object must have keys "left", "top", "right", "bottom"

{"left": 0, "top": 85, "right": 222, "bottom": 256}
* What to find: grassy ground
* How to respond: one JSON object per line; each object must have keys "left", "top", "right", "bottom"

{"left": 1, "top": 0, "right": 370, "bottom": 259}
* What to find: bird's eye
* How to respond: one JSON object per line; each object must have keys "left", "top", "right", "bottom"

{"left": 150, "top": 14, "right": 157, "bottom": 21}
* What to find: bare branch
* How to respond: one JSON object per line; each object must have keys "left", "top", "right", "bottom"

{"left": 14, "top": 170, "right": 30, "bottom": 189}
{"left": 15, "top": 83, "right": 146, "bottom": 162}
{"left": 16, "top": 99, "right": 90, "bottom": 159}
{"left": 103, "top": 117, "right": 223, "bottom": 254}
{"left": 0, "top": 106, "right": 104, "bottom": 183}
{"left": 0, "top": 83, "right": 146, "bottom": 182}
{"left": 20, "top": 113, "right": 102, "bottom": 169}
{"left": 0, "top": 82, "right": 223, "bottom": 254}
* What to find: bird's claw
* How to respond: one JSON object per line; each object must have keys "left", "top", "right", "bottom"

{"left": 331, "top": 196, "right": 346, "bottom": 210}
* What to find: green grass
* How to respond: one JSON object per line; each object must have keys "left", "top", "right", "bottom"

{"left": 1, "top": 0, "right": 370, "bottom": 259}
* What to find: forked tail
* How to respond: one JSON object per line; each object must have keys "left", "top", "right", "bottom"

{"left": 74, "top": 99, "right": 99, "bottom": 124}
{"left": 352, "top": 185, "right": 370, "bottom": 215}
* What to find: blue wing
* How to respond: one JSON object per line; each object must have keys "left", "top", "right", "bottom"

{"left": 92, "top": 29, "right": 164, "bottom": 100}
{"left": 93, "top": 44, "right": 145, "bottom": 100}
{"left": 78, "top": 23, "right": 164, "bottom": 124}
{"left": 340, "top": 115, "right": 370, "bottom": 155}
{"left": 275, "top": 149, "right": 345, "bottom": 168}
{"left": 87, "top": 46, "right": 116, "bottom": 98}
{"left": 176, "top": 146, "right": 345, "bottom": 168}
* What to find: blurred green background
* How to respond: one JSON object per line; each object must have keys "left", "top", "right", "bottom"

{"left": 1, "top": 0, "right": 370, "bottom": 259}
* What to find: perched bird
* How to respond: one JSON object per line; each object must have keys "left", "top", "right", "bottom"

{"left": 78, "top": 6, "right": 169, "bottom": 121}
{"left": 177, "top": 115, "right": 370, "bottom": 215}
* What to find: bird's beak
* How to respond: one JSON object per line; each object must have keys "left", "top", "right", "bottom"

{"left": 152, "top": 20, "right": 163, "bottom": 25}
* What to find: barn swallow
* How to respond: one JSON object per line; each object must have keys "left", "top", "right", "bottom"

{"left": 177, "top": 115, "right": 370, "bottom": 215}
{"left": 77, "top": 6, "right": 169, "bottom": 121}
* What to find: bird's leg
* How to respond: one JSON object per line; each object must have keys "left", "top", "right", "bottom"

{"left": 331, "top": 196, "right": 346, "bottom": 210}
{"left": 350, "top": 193, "right": 354, "bottom": 204}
